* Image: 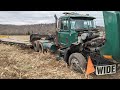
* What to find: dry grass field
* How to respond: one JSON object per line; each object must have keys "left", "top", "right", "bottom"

{"left": 0, "top": 43, "right": 86, "bottom": 79}
{"left": 0, "top": 35, "right": 120, "bottom": 79}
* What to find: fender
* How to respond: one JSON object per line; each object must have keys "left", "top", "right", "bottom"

{"left": 64, "top": 43, "right": 83, "bottom": 64}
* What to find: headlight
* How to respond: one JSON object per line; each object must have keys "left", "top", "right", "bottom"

{"left": 81, "top": 33, "right": 89, "bottom": 40}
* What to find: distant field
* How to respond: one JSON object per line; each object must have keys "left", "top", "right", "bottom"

{"left": 0, "top": 35, "right": 30, "bottom": 41}
{"left": 8, "top": 35, "right": 30, "bottom": 41}
{"left": 0, "top": 35, "right": 9, "bottom": 38}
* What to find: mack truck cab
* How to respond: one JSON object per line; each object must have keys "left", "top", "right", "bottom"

{"left": 55, "top": 12, "right": 98, "bottom": 48}
{"left": 54, "top": 12, "right": 105, "bottom": 74}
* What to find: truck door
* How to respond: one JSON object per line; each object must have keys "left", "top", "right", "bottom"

{"left": 58, "top": 19, "right": 70, "bottom": 47}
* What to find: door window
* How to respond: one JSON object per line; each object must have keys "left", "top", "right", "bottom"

{"left": 61, "top": 19, "right": 69, "bottom": 30}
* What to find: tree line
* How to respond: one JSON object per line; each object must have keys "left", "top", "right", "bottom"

{"left": 0, "top": 23, "right": 56, "bottom": 35}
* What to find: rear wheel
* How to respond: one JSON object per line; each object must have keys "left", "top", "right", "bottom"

{"left": 68, "top": 53, "right": 87, "bottom": 74}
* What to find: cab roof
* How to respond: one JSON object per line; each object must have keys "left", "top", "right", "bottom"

{"left": 59, "top": 12, "right": 96, "bottom": 20}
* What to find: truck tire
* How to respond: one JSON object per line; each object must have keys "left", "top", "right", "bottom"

{"left": 33, "top": 40, "right": 39, "bottom": 52}
{"left": 68, "top": 53, "right": 87, "bottom": 74}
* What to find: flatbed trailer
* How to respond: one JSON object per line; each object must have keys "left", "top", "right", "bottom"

{"left": 0, "top": 38, "right": 32, "bottom": 48}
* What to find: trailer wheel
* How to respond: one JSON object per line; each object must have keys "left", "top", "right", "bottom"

{"left": 33, "top": 40, "right": 39, "bottom": 52}
{"left": 68, "top": 53, "right": 86, "bottom": 74}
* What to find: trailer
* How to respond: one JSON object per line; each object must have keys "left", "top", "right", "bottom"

{"left": 0, "top": 34, "right": 49, "bottom": 48}
{"left": 0, "top": 38, "right": 32, "bottom": 48}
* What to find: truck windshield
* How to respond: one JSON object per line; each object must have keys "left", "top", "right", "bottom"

{"left": 70, "top": 19, "right": 96, "bottom": 30}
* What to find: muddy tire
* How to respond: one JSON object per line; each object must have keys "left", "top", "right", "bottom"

{"left": 68, "top": 53, "right": 87, "bottom": 74}
{"left": 33, "top": 40, "right": 39, "bottom": 52}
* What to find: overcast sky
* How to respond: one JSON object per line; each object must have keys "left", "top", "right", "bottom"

{"left": 0, "top": 11, "right": 104, "bottom": 26}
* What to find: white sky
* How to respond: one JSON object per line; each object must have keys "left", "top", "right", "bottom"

{"left": 0, "top": 11, "right": 104, "bottom": 26}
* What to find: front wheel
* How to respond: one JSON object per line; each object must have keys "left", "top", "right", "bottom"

{"left": 68, "top": 53, "right": 87, "bottom": 74}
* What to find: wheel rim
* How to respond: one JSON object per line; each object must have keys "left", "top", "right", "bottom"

{"left": 70, "top": 58, "right": 80, "bottom": 70}
{"left": 70, "top": 58, "right": 84, "bottom": 73}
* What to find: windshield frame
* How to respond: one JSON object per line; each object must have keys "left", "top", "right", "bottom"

{"left": 70, "top": 18, "right": 96, "bottom": 30}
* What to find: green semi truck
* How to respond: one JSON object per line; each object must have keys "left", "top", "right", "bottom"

{"left": 30, "top": 11, "right": 120, "bottom": 75}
